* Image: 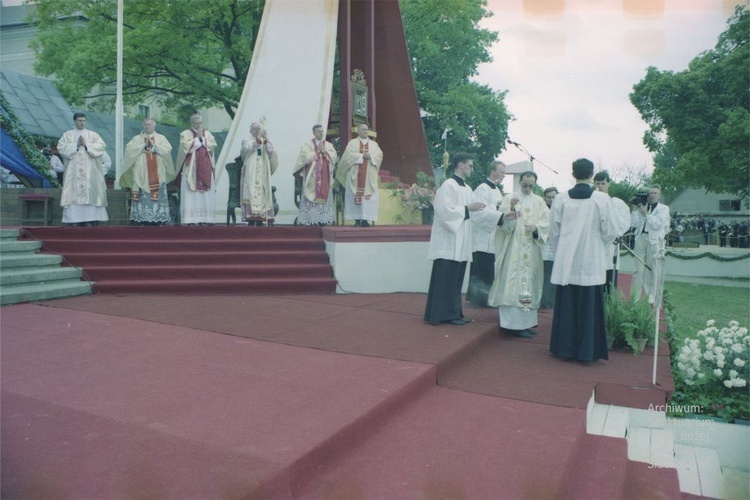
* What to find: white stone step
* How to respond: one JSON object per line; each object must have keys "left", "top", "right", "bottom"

{"left": 627, "top": 425, "right": 676, "bottom": 468}
{"left": 0, "top": 253, "right": 63, "bottom": 269}
{"left": 0, "top": 240, "right": 42, "bottom": 253}
{"left": 587, "top": 389, "right": 749, "bottom": 500}
{"left": 0, "top": 265, "right": 83, "bottom": 286}
{"left": 0, "top": 280, "right": 91, "bottom": 306}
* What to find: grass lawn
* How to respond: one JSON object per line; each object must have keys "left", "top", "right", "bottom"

{"left": 664, "top": 280, "right": 750, "bottom": 340}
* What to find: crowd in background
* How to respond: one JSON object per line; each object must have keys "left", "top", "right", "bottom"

{"left": 667, "top": 215, "right": 750, "bottom": 248}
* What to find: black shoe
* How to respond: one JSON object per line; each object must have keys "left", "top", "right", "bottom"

{"left": 524, "top": 329, "right": 538, "bottom": 335}
{"left": 354, "top": 220, "right": 362, "bottom": 227}
{"left": 361, "top": 220, "right": 371, "bottom": 227}
{"left": 444, "top": 319, "right": 466, "bottom": 326}
{"left": 506, "top": 329, "right": 533, "bottom": 338}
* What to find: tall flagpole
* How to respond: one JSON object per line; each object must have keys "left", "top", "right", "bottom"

{"left": 115, "top": 0, "right": 124, "bottom": 188}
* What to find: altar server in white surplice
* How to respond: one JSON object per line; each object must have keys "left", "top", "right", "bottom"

{"left": 57, "top": 112, "right": 109, "bottom": 226}
{"left": 424, "top": 152, "right": 487, "bottom": 325}
{"left": 466, "top": 160, "right": 509, "bottom": 307}
{"left": 487, "top": 171, "right": 549, "bottom": 338}
{"left": 548, "top": 159, "right": 632, "bottom": 362}
{"left": 593, "top": 170, "right": 630, "bottom": 294}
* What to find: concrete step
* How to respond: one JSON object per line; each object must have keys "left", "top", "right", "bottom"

{"left": 0, "top": 253, "right": 63, "bottom": 269}
{"left": 0, "top": 240, "right": 42, "bottom": 254}
{"left": 588, "top": 397, "right": 750, "bottom": 500}
{"left": 674, "top": 443, "right": 725, "bottom": 498}
{"left": 627, "top": 425, "right": 676, "bottom": 468}
{"left": 0, "top": 266, "right": 83, "bottom": 286}
{"left": 0, "top": 228, "right": 20, "bottom": 241}
{"left": 0, "top": 280, "right": 91, "bottom": 306}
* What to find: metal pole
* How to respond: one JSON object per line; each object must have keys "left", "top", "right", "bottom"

{"left": 651, "top": 239, "right": 666, "bottom": 385}
{"left": 115, "top": 0, "right": 124, "bottom": 189}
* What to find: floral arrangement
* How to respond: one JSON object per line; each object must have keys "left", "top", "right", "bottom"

{"left": 671, "top": 320, "right": 749, "bottom": 422}
{"left": 397, "top": 171, "right": 436, "bottom": 210}
{"left": 390, "top": 171, "right": 437, "bottom": 223}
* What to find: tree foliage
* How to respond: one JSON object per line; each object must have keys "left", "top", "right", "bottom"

{"left": 401, "top": 0, "right": 510, "bottom": 182}
{"left": 30, "top": 0, "right": 510, "bottom": 176}
{"left": 629, "top": 5, "right": 749, "bottom": 202}
{"left": 30, "top": 0, "right": 264, "bottom": 120}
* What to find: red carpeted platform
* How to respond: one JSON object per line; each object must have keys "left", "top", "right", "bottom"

{"left": 19, "top": 226, "right": 338, "bottom": 295}
{"left": 1, "top": 289, "right": 680, "bottom": 498}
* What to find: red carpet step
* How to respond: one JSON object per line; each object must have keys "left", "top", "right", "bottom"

{"left": 1, "top": 302, "right": 681, "bottom": 498}
{"left": 20, "top": 226, "right": 337, "bottom": 295}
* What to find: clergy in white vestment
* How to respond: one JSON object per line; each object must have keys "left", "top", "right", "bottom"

{"left": 57, "top": 112, "right": 109, "bottom": 225}
{"left": 175, "top": 114, "right": 217, "bottom": 225}
{"left": 335, "top": 123, "right": 383, "bottom": 227}
{"left": 293, "top": 124, "right": 338, "bottom": 226}
{"left": 487, "top": 171, "right": 549, "bottom": 337}
{"left": 466, "top": 160, "right": 509, "bottom": 307}
{"left": 240, "top": 121, "right": 279, "bottom": 226}
{"left": 119, "top": 118, "right": 176, "bottom": 225}
{"left": 424, "top": 152, "right": 487, "bottom": 325}
{"left": 548, "top": 159, "right": 632, "bottom": 362}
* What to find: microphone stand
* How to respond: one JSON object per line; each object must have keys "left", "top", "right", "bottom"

{"left": 506, "top": 139, "right": 558, "bottom": 175}
{"left": 617, "top": 231, "right": 652, "bottom": 271}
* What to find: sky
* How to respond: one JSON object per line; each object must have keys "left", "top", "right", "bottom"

{"left": 473, "top": 0, "right": 740, "bottom": 192}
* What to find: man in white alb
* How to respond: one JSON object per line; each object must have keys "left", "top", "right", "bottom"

{"left": 336, "top": 123, "right": 383, "bottom": 227}
{"left": 488, "top": 171, "right": 549, "bottom": 338}
{"left": 56, "top": 112, "right": 109, "bottom": 226}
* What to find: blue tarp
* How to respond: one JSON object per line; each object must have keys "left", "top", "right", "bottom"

{"left": 0, "top": 125, "right": 52, "bottom": 188}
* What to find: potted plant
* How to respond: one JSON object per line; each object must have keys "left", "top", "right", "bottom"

{"left": 625, "top": 297, "right": 654, "bottom": 353}
{"left": 604, "top": 289, "right": 628, "bottom": 350}
{"left": 604, "top": 291, "right": 656, "bottom": 354}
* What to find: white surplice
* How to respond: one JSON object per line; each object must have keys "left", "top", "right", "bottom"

{"left": 470, "top": 180, "right": 504, "bottom": 253}
{"left": 548, "top": 189, "right": 631, "bottom": 286}
{"left": 427, "top": 176, "right": 477, "bottom": 262}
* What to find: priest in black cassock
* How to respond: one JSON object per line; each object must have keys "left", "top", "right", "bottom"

{"left": 424, "top": 152, "right": 488, "bottom": 325}
{"left": 547, "top": 158, "right": 631, "bottom": 362}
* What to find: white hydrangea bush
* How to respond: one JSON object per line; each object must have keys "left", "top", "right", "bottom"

{"left": 677, "top": 320, "right": 749, "bottom": 387}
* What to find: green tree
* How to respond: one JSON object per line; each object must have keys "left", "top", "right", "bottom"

{"left": 401, "top": 0, "right": 510, "bottom": 181}
{"left": 629, "top": 5, "right": 749, "bottom": 202}
{"left": 30, "top": 0, "right": 264, "bottom": 119}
